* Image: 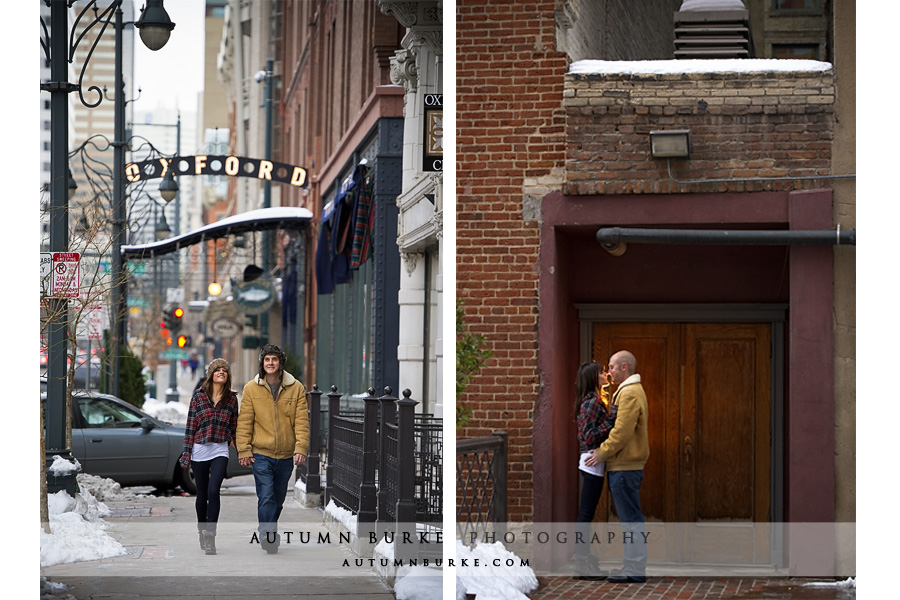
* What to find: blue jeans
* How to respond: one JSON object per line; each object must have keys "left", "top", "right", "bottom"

{"left": 607, "top": 470, "right": 647, "bottom": 576}
{"left": 251, "top": 454, "right": 294, "bottom": 538}
{"left": 575, "top": 471, "right": 605, "bottom": 557}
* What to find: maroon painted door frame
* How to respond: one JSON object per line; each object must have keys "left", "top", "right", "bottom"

{"left": 535, "top": 188, "right": 835, "bottom": 570}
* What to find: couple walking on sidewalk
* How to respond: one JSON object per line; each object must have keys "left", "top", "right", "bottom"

{"left": 180, "top": 344, "right": 309, "bottom": 556}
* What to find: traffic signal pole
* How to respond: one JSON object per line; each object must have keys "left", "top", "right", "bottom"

{"left": 165, "top": 306, "right": 183, "bottom": 402}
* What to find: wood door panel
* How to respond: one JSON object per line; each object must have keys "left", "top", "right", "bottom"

{"left": 695, "top": 337, "right": 756, "bottom": 520}
{"left": 684, "top": 323, "right": 771, "bottom": 524}
{"left": 588, "top": 320, "right": 773, "bottom": 564}
{"left": 592, "top": 323, "right": 679, "bottom": 523}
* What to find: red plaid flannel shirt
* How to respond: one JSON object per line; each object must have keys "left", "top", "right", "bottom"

{"left": 180, "top": 388, "right": 239, "bottom": 466}
{"left": 576, "top": 391, "right": 618, "bottom": 454}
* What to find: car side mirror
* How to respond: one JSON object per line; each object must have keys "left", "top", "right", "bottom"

{"left": 140, "top": 417, "right": 157, "bottom": 431}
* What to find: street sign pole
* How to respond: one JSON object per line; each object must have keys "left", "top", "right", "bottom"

{"left": 45, "top": 0, "right": 78, "bottom": 496}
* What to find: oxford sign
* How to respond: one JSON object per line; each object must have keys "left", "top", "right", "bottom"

{"left": 126, "top": 155, "right": 309, "bottom": 188}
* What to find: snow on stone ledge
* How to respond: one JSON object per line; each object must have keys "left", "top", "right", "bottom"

{"left": 569, "top": 59, "right": 832, "bottom": 76}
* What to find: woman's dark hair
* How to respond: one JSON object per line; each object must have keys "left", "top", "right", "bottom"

{"left": 574, "top": 362, "right": 602, "bottom": 419}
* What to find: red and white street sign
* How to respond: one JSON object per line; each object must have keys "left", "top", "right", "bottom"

{"left": 86, "top": 305, "right": 104, "bottom": 340}
{"left": 51, "top": 252, "right": 81, "bottom": 298}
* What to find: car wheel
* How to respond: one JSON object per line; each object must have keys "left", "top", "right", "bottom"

{"left": 177, "top": 464, "right": 197, "bottom": 495}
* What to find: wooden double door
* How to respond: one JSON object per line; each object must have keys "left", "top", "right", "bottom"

{"left": 590, "top": 321, "right": 773, "bottom": 564}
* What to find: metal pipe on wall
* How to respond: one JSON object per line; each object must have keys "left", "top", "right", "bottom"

{"left": 596, "top": 226, "right": 856, "bottom": 256}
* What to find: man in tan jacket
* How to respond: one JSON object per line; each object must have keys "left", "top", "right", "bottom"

{"left": 586, "top": 350, "right": 649, "bottom": 582}
{"left": 237, "top": 344, "right": 309, "bottom": 554}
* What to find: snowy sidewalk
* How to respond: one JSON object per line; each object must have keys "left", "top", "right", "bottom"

{"left": 40, "top": 475, "right": 397, "bottom": 599}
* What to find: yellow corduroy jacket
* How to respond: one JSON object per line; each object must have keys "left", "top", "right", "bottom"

{"left": 236, "top": 371, "right": 310, "bottom": 460}
{"left": 594, "top": 374, "right": 649, "bottom": 472}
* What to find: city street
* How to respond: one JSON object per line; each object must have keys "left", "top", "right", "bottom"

{"left": 40, "top": 472, "right": 396, "bottom": 599}
{"left": 39, "top": 362, "right": 399, "bottom": 599}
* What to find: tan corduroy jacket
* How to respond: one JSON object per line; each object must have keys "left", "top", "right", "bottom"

{"left": 594, "top": 374, "right": 649, "bottom": 471}
{"left": 236, "top": 371, "right": 309, "bottom": 460}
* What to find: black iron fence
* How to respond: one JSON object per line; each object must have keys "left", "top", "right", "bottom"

{"left": 456, "top": 431, "right": 508, "bottom": 544}
{"left": 300, "top": 385, "right": 443, "bottom": 559}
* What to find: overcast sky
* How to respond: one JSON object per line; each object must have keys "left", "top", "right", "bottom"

{"left": 130, "top": 0, "right": 207, "bottom": 114}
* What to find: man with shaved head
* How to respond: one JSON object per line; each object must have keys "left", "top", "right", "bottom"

{"left": 585, "top": 350, "right": 649, "bottom": 583}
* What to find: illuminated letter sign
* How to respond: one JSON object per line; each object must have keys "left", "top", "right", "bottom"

{"left": 423, "top": 94, "right": 443, "bottom": 172}
{"left": 124, "top": 156, "right": 310, "bottom": 188}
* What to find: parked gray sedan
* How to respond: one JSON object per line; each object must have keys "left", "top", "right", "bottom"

{"left": 41, "top": 384, "right": 250, "bottom": 494}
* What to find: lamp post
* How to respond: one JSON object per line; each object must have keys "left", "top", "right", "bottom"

{"left": 41, "top": 0, "right": 175, "bottom": 494}
{"left": 255, "top": 58, "right": 274, "bottom": 344}
{"left": 137, "top": 117, "right": 182, "bottom": 401}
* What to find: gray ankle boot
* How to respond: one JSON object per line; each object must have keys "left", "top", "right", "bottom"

{"left": 202, "top": 530, "right": 216, "bottom": 555}
{"left": 198, "top": 527, "right": 208, "bottom": 551}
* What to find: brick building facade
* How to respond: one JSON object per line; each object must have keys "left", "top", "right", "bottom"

{"left": 457, "top": 0, "right": 855, "bottom": 575}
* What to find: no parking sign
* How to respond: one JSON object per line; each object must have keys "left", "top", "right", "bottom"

{"left": 51, "top": 252, "right": 81, "bottom": 298}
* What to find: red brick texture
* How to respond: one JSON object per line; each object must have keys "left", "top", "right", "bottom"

{"left": 456, "top": 0, "right": 836, "bottom": 527}
{"left": 456, "top": 0, "right": 566, "bottom": 522}
{"left": 564, "top": 69, "right": 835, "bottom": 195}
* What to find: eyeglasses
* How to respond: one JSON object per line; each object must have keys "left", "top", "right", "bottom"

{"left": 213, "top": 368, "right": 229, "bottom": 374}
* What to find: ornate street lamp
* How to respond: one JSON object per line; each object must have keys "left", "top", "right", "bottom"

{"left": 155, "top": 211, "right": 172, "bottom": 240}
{"left": 158, "top": 168, "right": 179, "bottom": 203}
{"left": 135, "top": 0, "right": 177, "bottom": 51}
{"left": 41, "top": 0, "right": 175, "bottom": 494}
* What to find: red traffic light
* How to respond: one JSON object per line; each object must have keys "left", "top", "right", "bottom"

{"left": 173, "top": 307, "right": 184, "bottom": 319}
{"left": 177, "top": 335, "right": 188, "bottom": 348}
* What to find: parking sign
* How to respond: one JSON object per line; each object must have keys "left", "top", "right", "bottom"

{"left": 51, "top": 252, "right": 81, "bottom": 298}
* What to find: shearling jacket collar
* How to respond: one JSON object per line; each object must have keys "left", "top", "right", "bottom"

{"left": 253, "top": 370, "right": 297, "bottom": 388}
{"left": 613, "top": 373, "right": 642, "bottom": 400}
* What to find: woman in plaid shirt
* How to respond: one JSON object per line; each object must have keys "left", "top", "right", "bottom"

{"left": 571, "top": 361, "right": 618, "bottom": 580}
{"left": 179, "top": 358, "right": 239, "bottom": 555}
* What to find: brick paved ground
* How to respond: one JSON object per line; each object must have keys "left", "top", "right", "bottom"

{"left": 530, "top": 577, "right": 856, "bottom": 599}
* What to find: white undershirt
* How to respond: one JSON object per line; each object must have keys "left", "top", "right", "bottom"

{"left": 191, "top": 442, "right": 229, "bottom": 462}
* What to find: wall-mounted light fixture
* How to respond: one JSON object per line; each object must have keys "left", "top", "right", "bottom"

{"left": 649, "top": 129, "right": 691, "bottom": 159}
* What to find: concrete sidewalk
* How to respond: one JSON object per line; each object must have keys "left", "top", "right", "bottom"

{"left": 40, "top": 475, "right": 396, "bottom": 599}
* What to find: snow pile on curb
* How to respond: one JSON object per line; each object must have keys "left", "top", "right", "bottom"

{"left": 324, "top": 499, "right": 358, "bottom": 532}
{"left": 40, "top": 576, "right": 77, "bottom": 600}
{"left": 804, "top": 577, "right": 856, "bottom": 589}
{"left": 40, "top": 477, "right": 126, "bottom": 567}
{"left": 393, "top": 565, "right": 443, "bottom": 600}
{"left": 456, "top": 540, "right": 538, "bottom": 600}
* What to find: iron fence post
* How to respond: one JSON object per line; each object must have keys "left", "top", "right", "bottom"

{"left": 395, "top": 389, "right": 418, "bottom": 560}
{"left": 358, "top": 387, "right": 379, "bottom": 533}
{"left": 305, "top": 384, "right": 322, "bottom": 495}
{"left": 325, "top": 385, "right": 341, "bottom": 507}
{"left": 376, "top": 387, "right": 398, "bottom": 538}
{"left": 493, "top": 431, "right": 509, "bottom": 539}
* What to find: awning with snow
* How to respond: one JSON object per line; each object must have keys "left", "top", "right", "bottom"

{"left": 121, "top": 207, "right": 313, "bottom": 259}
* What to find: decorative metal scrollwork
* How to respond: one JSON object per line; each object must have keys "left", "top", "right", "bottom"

{"left": 40, "top": 0, "right": 122, "bottom": 109}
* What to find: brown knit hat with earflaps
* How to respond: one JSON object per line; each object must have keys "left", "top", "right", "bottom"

{"left": 258, "top": 344, "right": 286, "bottom": 379}
{"left": 207, "top": 358, "right": 231, "bottom": 377}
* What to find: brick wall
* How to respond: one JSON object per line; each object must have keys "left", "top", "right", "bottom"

{"left": 456, "top": 0, "right": 567, "bottom": 522}
{"left": 563, "top": 68, "right": 835, "bottom": 195}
